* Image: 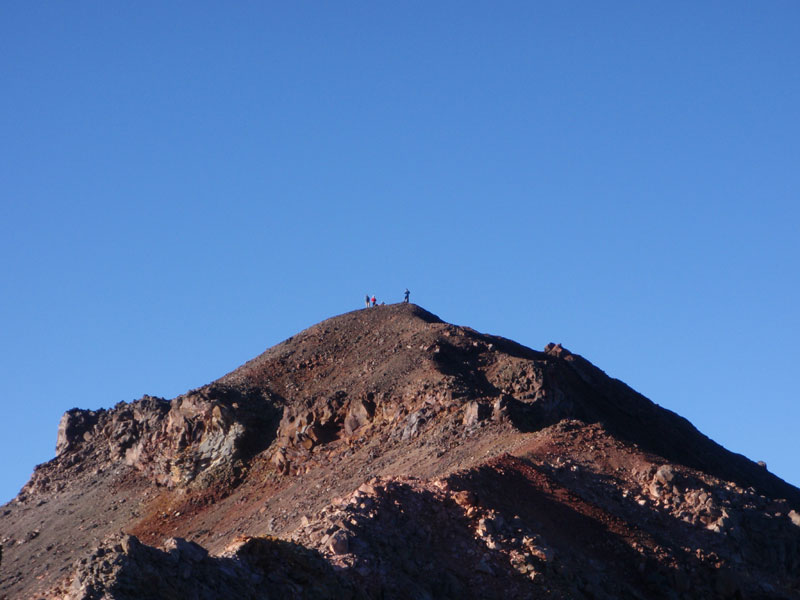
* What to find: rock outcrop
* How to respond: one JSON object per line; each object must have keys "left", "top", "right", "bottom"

{"left": 50, "top": 533, "right": 359, "bottom": 600}
{"left": 27, "top": 385, "right": 280, "bottom": 497}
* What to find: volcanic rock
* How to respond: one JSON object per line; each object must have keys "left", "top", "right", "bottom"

{"left": 2, "top": 303, "right": 799, "bottom": 599}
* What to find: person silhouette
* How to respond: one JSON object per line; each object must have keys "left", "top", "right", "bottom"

{"left": 365, "top": 294, "right": 370, "bottom": 308}
{"left": 403, "top": 288, "right": 410, "bottom": 303}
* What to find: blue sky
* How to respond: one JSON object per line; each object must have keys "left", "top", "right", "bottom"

{"left": 1, "top": 2, "right": 798, "bottom": 504}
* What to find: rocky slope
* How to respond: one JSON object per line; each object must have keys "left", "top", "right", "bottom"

{"left": 2, "top": 304, "right": 799, "bottom": 599}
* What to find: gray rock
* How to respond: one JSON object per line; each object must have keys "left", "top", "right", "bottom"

{"left": 163, "top": 537, "right": 208, "bottom": 563}
{"left": 56, "top": 409, "right": 100, "bottom": 456}
{"left": 463, "top": 402, "right": 490, "bottom": 427}
{"left": 401, "top": 410, "right": 427, "bottom": 440}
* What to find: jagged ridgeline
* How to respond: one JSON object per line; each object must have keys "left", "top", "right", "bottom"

{"left": 2, "top": 303, "right": 799, "bottom": 599}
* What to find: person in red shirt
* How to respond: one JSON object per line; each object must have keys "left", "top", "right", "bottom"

{"left": 371, "top": 295, "right": 377, "bottom": 307}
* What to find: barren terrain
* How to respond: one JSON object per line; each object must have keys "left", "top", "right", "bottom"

{"left": 2, "top": 304, "right": 799, "bottom": 599}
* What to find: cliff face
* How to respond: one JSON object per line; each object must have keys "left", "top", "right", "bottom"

{"left": 2, "top": 304, "right": 799, "bottom": 599}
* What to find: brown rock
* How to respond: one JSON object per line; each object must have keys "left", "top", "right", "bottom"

{"left": 453, "top": 490, "right": 477, "bottom": 508}
{"left": 327, "top": 530, "right": 350, "bottom": 555}
{"left": 344, "top": 398, "right": 376, "bottom": 435}
{"left": 654, "top": 465, "right": 675, "bottom": 485}
{"left": 6, "top": 304, "right": 800, "bottom": 600}
{"left": 789, "top": 510, "right": 800, "bottom": 527}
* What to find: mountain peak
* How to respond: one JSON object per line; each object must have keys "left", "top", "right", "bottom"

{"left": 3, "top": 307, "right": 800, "bottom": 599}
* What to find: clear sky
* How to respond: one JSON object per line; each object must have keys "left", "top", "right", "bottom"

{"left": 1, "top": 3, "right": 798, "bottom": 504}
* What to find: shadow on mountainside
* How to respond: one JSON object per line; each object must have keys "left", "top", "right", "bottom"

{"left": 543, "top": 349, "right": 800, "bottom": 508}
{"left": 61, "top": 534, "right": 364, "bottom": 600}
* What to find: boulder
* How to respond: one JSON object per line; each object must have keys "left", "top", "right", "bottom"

{"left": 163, "top": 537, "right": 208, "bottom": 563}
{"left": 401, "top": 410, "right": 428, "bottom": 440}
{"left": 789, "top": 510, "right": 800, "bottom": 527}
{"left": 654, "top": 465, "right": 675, "bottom": 485}
{"left": 344, "top": 398, "right": 376, "bottom": 435}
{"left": 327, "top": 530, "right": 350, "bottom": 555}
{"left": 463, "top": 402, "right": 491, "bottom": 427}
{"left": 492, "top": 397, "right": 510, "bottom": 421}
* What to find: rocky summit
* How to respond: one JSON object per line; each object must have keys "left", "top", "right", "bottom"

{"left": 2, "top": 303, "right": 799, "bottom": 599}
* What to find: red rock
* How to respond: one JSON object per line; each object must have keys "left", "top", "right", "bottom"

{"left": 3, "top": 304, "right": 799, "bottom": 600}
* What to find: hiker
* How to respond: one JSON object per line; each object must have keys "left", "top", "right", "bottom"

{"left": 365, "top": 294, "right": 370, "bottom": 308}
{"left": 404, "top": 288, "right": 410, "bottom": 303}
{"left": 371, "top": 295, "right": 377, "bottom": 307}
